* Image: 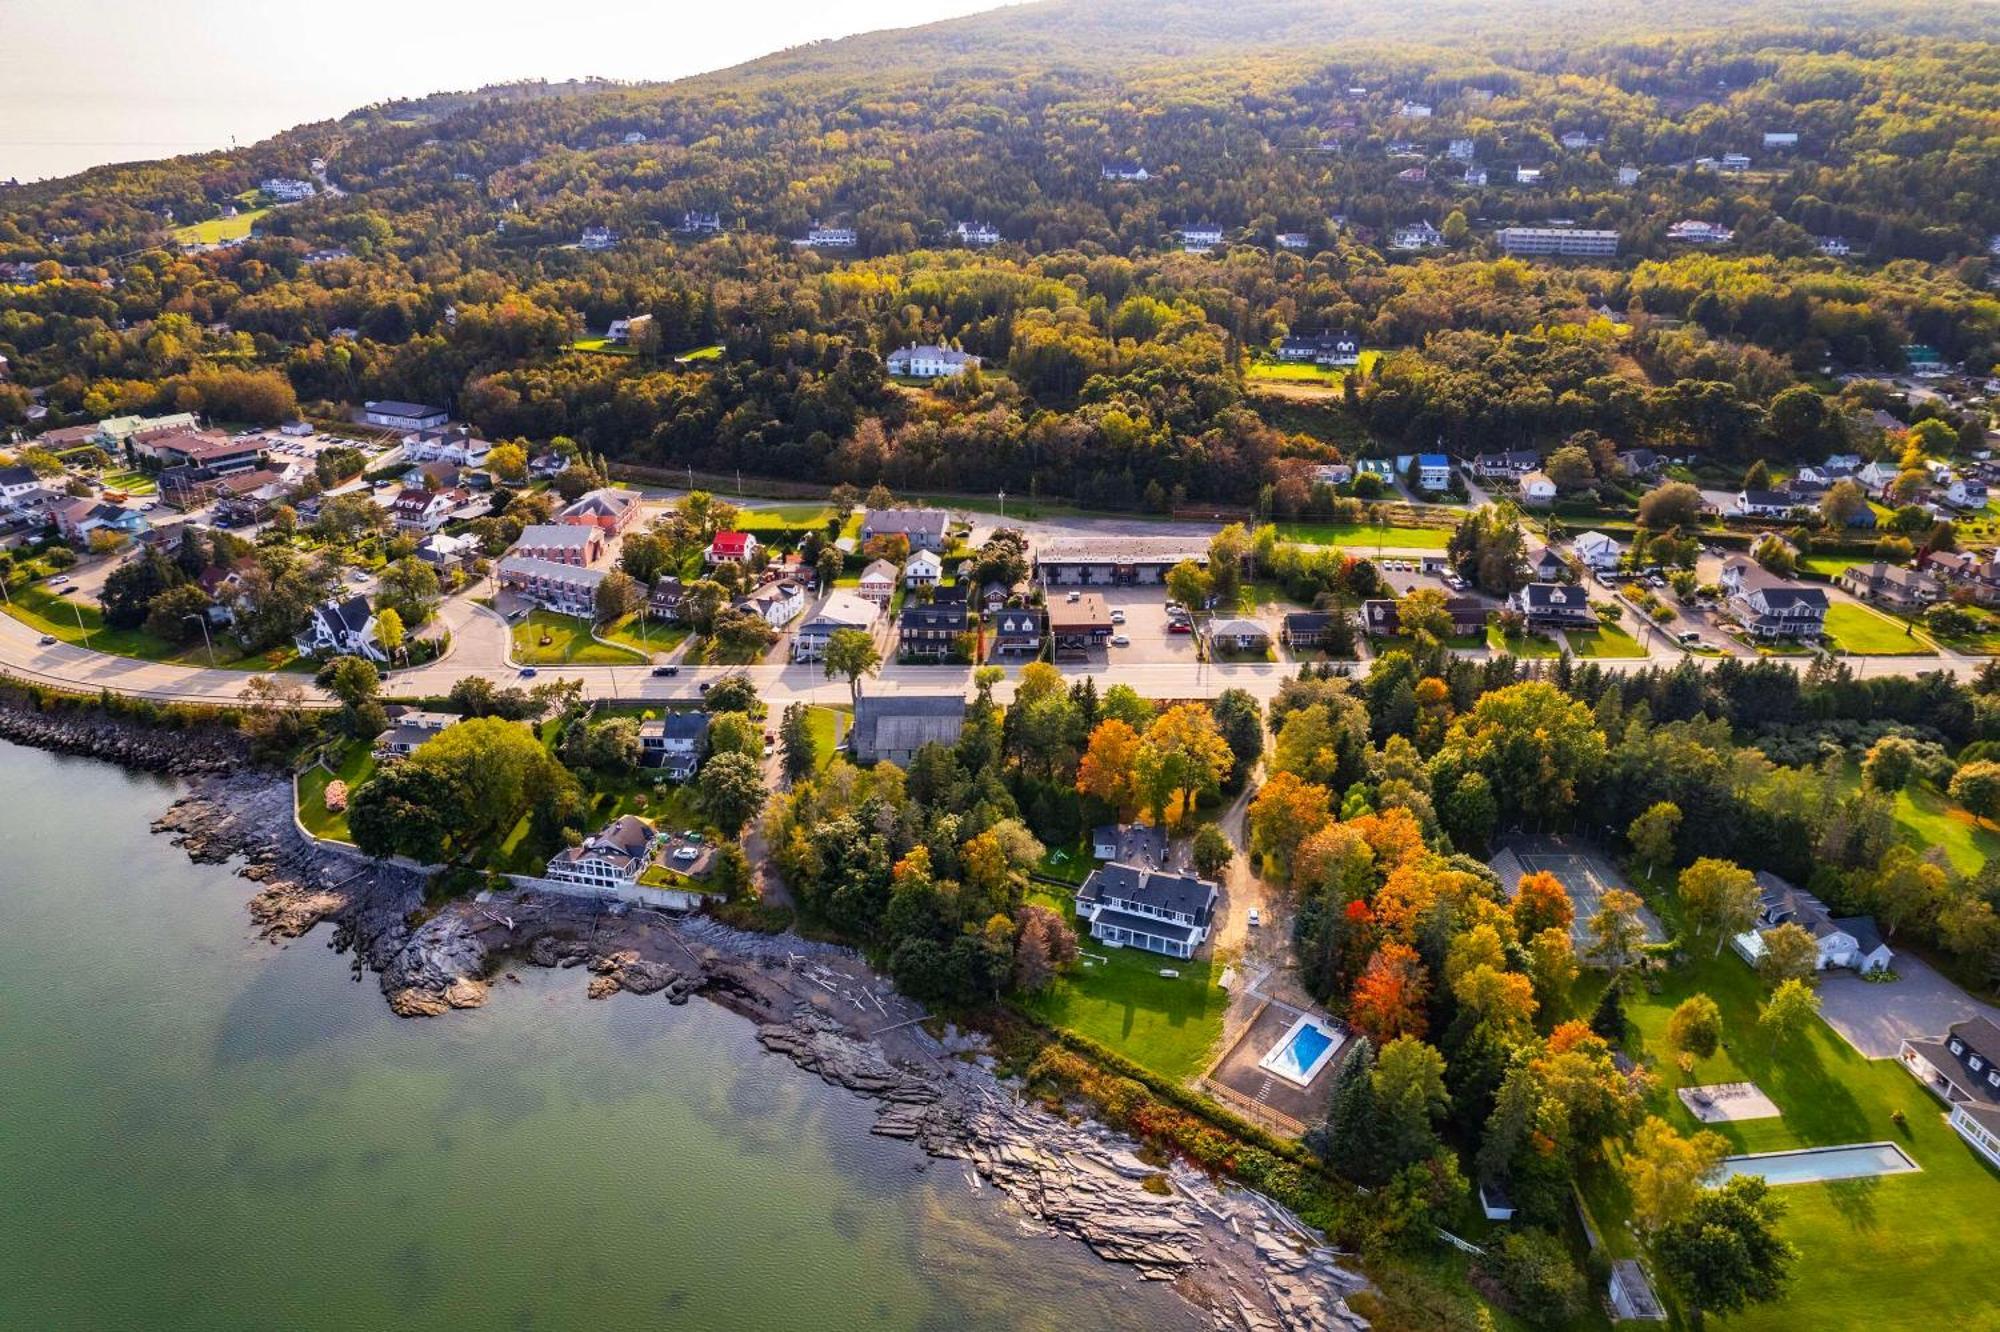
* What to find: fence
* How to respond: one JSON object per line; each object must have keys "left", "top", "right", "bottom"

{"left": 1201, "top": 1073, "right": 1309, "bottom": 1139}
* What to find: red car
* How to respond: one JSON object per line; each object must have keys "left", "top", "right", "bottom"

{"left": 1168, "top": 621, "right": 1192, "bottom": 634}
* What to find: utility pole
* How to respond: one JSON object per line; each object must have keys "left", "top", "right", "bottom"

{"left": 183, "top": 613, "right": 215, "bottom": 667}
{"left": 998, "top": 489, "right": 1006, "bottom": 520}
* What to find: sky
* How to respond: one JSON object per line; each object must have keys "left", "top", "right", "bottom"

{"left": 0, "top": 0, "right": 1020, "bottom": 182}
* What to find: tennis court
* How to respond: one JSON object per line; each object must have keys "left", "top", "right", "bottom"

{"left": 1490, "top": 835, "right": 1666, "bottom": 953}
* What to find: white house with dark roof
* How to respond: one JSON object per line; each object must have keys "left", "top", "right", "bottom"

{"left": 885, "top": 345, "right": 979, "bottom": 379}
{"left": 639, "top": 712, "right": 709, "bottom": 780}
{"left": 545, "top": 814, "right": 657, "bottom": 887}
{"left": 1277, "top": 330, "right": 1361, "bottom": 367}
{"left": 356, "top": 401, "right": 448, "bottom": 432}
{"left": 1900, "top": 1017, "right": 2000, "bottom": 1168}
{"left": 1075, "top": 862, "right": 1218, "bottom": 959}
{"left": 1571, "top": 530, "right": 1622, "bottom": 571}
{"left": 1731, "top": 871, "right": 1893, "bottom": 974}
{"left": 295, "top": 595, "right": 384, "bottom": 662}
{"left": 1719, "top": 557, "right": 1828, "bottom": 640}
{"left": 1509, "top": 582, "right": 1597, "bottom": 631}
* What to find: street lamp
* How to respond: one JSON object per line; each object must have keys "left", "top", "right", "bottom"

{"left": 183, "top": 613, "right": 216, "bottom": 668}
{"left": 998, "top": 489, "right": 1006, "bottom": 520}
{"left": 70, "top": 599, "right": 89, "bottom": 647}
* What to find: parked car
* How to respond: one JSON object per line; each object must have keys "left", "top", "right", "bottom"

{"left": 38, "top": 634, "right": 55, "bottom": 646}
{"left": 518, "top": 667, "right": 538, "bottom": 678}
{"left": 651, "top": 665, "right": 679, "bottom": 677}
{"left": 1109, "top": 608, "right": 1126, "bottom": 624}
{"left": 698, "top": 681, "right": 711, "bottom": 693}
{"left": 48, "top": 575, "right": 69, "bottom": 586}
{"left": 1678, "top": 630, "right": 1705, "bottom": 646}
{"left": 1111, "top": 634, "right": 1130, "bottom": 646}
{"left": 1168, "top": 622, "right": 1192, "bottom": 635}
{"left": 1247, "top": 907, "right": 1262, "bottom": 928}
{"left": 672, "top": 845, "right": 699, "bottom": 863}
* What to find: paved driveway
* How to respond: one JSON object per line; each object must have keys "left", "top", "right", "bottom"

{"left": 1816, "top": 954, "right": 2000, "bottom": 1058}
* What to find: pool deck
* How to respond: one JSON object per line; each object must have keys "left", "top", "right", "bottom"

{"left": 1205, "top": 999, "right": 1344, "bottom": 1135}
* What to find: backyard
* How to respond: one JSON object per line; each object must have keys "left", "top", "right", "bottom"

{"left": 170, "top": 207, "right": 268, "bottom": 244}
{"left": 296, "top": 742, "right": 377, "bottom": 843}
{"left": 1565, "top": 622, "right": 1647, "bottom": 658}
{"left": 510, "top": 611, "right": 647, "bottom": 665}
{"left": 1575, "top": 948, "right": 2000, "bottom": 1332}
{"left": 1017, "top": 890, "right": 1229, "bottom": 1083}
{"left": 1488, "top": 624, "right": 1558, "bottom": 656}
{"left": 1823, "top": 602, "right": 1933, "bottom": 655}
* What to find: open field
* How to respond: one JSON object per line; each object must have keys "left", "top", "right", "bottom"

{"left": 1577, "top": 948, "right": 2000, "bottom": 1332}
{"left": 4, "top": 582, "right": 300, "bottom": 671}
{"left": 170, "top": 208, "right": 268, "bottom": 244}
{"left": 1274, "top": 521, "right": 1452, "bottom": 549}
{"left": 1797, "top": 554, "right": 1871, "bottom": 580}
{"left": 569, "top": 336, "right": 637, "bottom": 357}
{"left": 1018, "top": 893, "right": 1229, "bottom": 1083}
{"left": 1489, "top": 626, "right": 1559, "bottom": 657}
{"left": 510, "top": 611, "right": 647, "bottom": 665}
{"left": 1824, "top": 602, "right": 1933, "bottom": 655}
{"left": 1566, "top": 623, "right": 1647, "bottom": 658}
{"left": 598, "top": 613, "right": 687, "bottom": 659}
{"left": 673, "top": 343, "right": 725, "bottom": 363}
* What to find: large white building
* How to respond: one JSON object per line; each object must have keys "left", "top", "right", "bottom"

{"left": 1075, "top": 862, "right": 1218, "bottom": 960}
{"left": 1495, "top": 228, "right": 1620, "bottom": 257}
{"left": 884, "top": 344, "right": 980, "bottom": 379}
{"left": 1901, "top": 1018, "right": 2000, "bottom": 1169}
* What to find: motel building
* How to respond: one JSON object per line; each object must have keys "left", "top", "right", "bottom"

{"left": 1900, "top": 1017, "right": 2000, "bottom": 1168}
{"left": 1073, "top": 862, "right": 1217, "bottom": 959}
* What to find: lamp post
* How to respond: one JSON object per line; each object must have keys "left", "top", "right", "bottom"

{"left": 70, "top": 599, "right": 89, "bottom": 647}
{"left": 998, "top": 489, "right": 1006, "bottom": 521}
{"left": 183, "top": 613, "right": 215, "bottom": 668}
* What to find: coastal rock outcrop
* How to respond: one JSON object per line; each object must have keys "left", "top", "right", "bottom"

{"left": 0, "top": 701, "right": 247, "bottom": 775}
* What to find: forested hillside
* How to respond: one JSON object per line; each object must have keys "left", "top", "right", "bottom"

{"left": 0, "top": 0, "right": 1995, "bottom": 506}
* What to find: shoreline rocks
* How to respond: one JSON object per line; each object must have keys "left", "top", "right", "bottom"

{"left": 0, "top": 699, "right": 247, "bottom": 774}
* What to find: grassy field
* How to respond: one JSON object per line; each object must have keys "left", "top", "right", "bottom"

{"left": 598, "top": 613, "right": 687, "bottom": 659}
{"left": 738, "top": 504, "right": 838, "bottom": 531}
{"left": 1829, "top": 762, "right": 2000, "bottom": 877}
{"left": 1274, "top": 521, "right": 1452, "bottom": 549}
{"left": 1796, "top": 554, "right": 1871, "bottom": 580}
{"left": 804, "top": 705, "right": 843, "bottom": 770}
{"left": 510, "top": 611, "right": 647, "bottom": 665}
{"left": 3, "top": 583, "right": 299, "bottom": 670}
{"left": 170, "top": 207, "right": 268, "bottom": 244}
{"left": 296, "top": 744, "right": 378, "bottom": 843}
{"left": 1244, "top": 349, "right": 1380, "bottom": 386}
{"left": 1017, "top": 907, "right": 1230, "bottom": 1083}
{"left": 1823, "top": 602, "right": 1934, "bottom": 655}
{"left": 1577, "top": 949, "right": 2000, "bottom": 1332}
{"left": 1932, "top": 606, "right": 2000, "bottom": 655}
{"left": 569, "top": 336, "right": 637, "bottom": 357}
{"left": 673, "top": 343, "right": 725, "bottom": 363}
{"left": 1566, "top": 622, "right": 1647, "bottom": 658}
{"left": 1488, "top": 625, "right": 1559, "bottom": 657}
{"left": 99, "top": 469, "right": 157, "bottom": 496}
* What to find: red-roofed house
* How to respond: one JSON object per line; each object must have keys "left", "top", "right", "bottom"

{"left": 705, "top": 531, "right": 759, "bottom": 565}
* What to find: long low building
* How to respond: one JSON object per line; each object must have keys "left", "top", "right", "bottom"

{"left": 496, "top": 554, "right": 606, "bottom": 616}
{"left": 1036, "top": 537, "right": 1209, "bottom": 586}
{"left": 1494, "top": 227, "right": 1620, "bottom": 257}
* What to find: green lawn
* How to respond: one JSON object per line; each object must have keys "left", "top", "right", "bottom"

{"left": 673, "top": 343, "right": 725, "bottom": 363}
{"left": 510, "top": 611, "right": 647, "bottom": 664}
{"left": 1829, "top": 762, "right": 2000, "bottom": 877}
{"left": 100, "top": 469, "right": 157, "bottom": 496}
{"left": 569, "top": 336, "right": 637, "bottom": 357}
{"left": 1274, "top": 521, "right": 1452, "bottom": 549}
{"left": 1018, "top": 921, "right": 1230, "bottom": 1083}
{"left": 1823, "top": 602, "right": 1934, "bottom": 655}
{"left": 1565, "top": 623, "right": 1647, "bottom": 658}
{"left": 1244, "top": 349, "right": 1380, "bottom": 385}
{"left": 1796, "top": 554, "right": 1870, "bottom": 580}
{"left": 1577, "top": 950, "right": 2000, "bottom": 1332}
{"left": 1932, "top": 606, "right": 2000, "bottom": 655}
{"left": 599, "top": 613, "right": 688, "bottom": 659}
{"left": 3, "top": 583, "right": 299, "bottom": 670}
{"left": 804, "top": 705, "right": 843, "bottom": 770}
{"left": 738, "top": 504, "right": 838, "bottom": 531}
{"left": 1487, "top": 625, "right": 1560, "bottom": 657}
{"left": 296, "top": 743, "right": 377, "bottom": 843}
{"left": 170, "top": 207, "right": 268, "bottom": 244}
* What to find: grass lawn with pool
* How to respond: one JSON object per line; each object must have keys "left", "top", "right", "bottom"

{"left": 1823, "top": 602, "right": 1934, "bottom": 655}
{"left": 1015, "top": 913, "right": 1228, "bottom": 1084}
{"left": 510, "top": 611, "right": 646, "bottom": 665}
{"left": 1574, "top": 947, "right": 2000, "bottom": 1332}
{"left": 1274, "top": 521, "right": 1452, "bottom": 550}
{"left": 4, "top": 582, "right": 301, "bottom": 670}
{"left": 1565, "top": 622, "right": 1647, "bottom": 658}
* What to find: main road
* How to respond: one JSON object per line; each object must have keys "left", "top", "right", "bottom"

{"left": 0, "top": 588, "right": 1982, "bottom": 713}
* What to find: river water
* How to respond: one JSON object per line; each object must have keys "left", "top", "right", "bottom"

{"left": 0, "top": 741, "right": 1194, "bottom": 1330}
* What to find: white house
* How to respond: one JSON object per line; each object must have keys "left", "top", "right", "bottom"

{"left": 903, "top": 548, "right": 943, "bottom": 588}
{"left": 704, "top": 531, "right": 759, "bottom": 565}
{"left": 792, "top": 590, "right": 880, "bottom": 662}
{"left": 1900, "top": 1018, "right": 2000, "bottom": 1169}
{"left": 1179, "top": 223, "right": 1225, "bottom": 252}
{"left": 1398, "top": 101, "right": 1433, "bottom": 119}
{"left": 953, "top": 220, "right": 1002, "bottom": 246}
{"left": 1731, "top": 872, "right": 1894, "bottom": 975}
{"left": 1617, "top": 165, "right": 1641, "bottom": 186}
{"left": 261, "top": 177, "right": 316, "bottom": 202}
{"left": 1763, "top": 131, "right": 1800, "bottom": 149}
{"left": 1389, "top": 220, "right": 1444, "bottom": 251}
{"left": 545, "top": 815, "right": 657, "bottom": 888}
{"left": 1075, "top": 863, "right": 1218, "bottom": 960}
{"left": 884, "top": 344, "right": 980, "bottom": 379}
{"left": 1518, "top": 470, "right": 1558, "bottom": 506}
{"left": 1572, "top": 530, "right": 1621, "bottom": 571}
{"left": 579, "top": 225, "right": 619, "bottom": 251}
{"left": 1666, "top": 219, "right": 1734, "bottom": 245}
{"left": 1736, "top": 489, "right": 1804, "bottom": 518}
{"left": 639, "top": 713, "right": 709, "bottom": 780}
{"left": 736, "top": 580, "right": 806, "bottom": 629}
{"left": 0, "top": 465, "right": 40, "bottom": 507}
{"left": 1946, "top": 478, "right": 1990, "bottom": 511}
{"left": 390, "top": 486, "right": 460, "bottom": 534}
{"left": 295, "top": 595, "right": 385, "bottom": 662}
{"left": 803, "top": 225, "right": 857, "bottom": 248}
{"left": 1719, "top": 556, "right": 1828, "bottom": 640}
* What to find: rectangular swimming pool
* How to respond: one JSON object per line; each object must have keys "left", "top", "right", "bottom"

{"left": 1717, "top": 1142, "right": 1919, "bottom": 1185}
{"left": 1255, "top": 1014, "right": 1345, "bottom": 1088}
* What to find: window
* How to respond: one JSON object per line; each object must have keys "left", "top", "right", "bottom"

{"left": 1974, "top": 1056, "right": 1987, "bottom": 1072}
{"left": 1990, "top": 1071, "right": 2000, "bottom": 1089}
{"left": 1950, "top": 1039, "right": 1964, "bottom": 1056}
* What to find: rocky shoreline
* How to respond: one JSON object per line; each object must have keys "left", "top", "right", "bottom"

{"left": 0, "top": 697, "right": 247, "bottom": 774}
{"left": 131, "top": 746, "right": 1371, "bottom": 1331}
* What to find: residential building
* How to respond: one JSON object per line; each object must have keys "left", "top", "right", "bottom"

{"left": 678, "top": 210, "right": 723, "bottom": 234}
{"left": 1398, "top": 101, "right": 1433, "bottom": 119}
{"left": 510, "top": 523, "right": 604, "bottom": 567}
{"left": 560, "top": 487, "right": 642, "bottom": 535}
{"left": 1361, "top": 597, "right": 1489, "bottom": 638}
{"left": 391, "top": 487, "right": 460, "bottom": 534}
{"left": 261, "top": 177, "right": 316, "bottom": 202}
{"left": 1837, "top": 562, "right": 1943, "bottom": 610}
{"left": 1274, "top": 232, "right": 1311, "bottom": 251}
{"left": 861, "top": 506, "right": 950, "bottom": 550}
{"left": 101, "top": 412, "right": 200, "bottom": 450}
{"left": 415, "top": 532, "right": 477, "bottom": 569}
{"left": 1925, "top": 550, "right": 2000, "bottom": 605}
{"left": 1736, "top": 489, "right": 1805, "bottom": 519}
{"left": 142, "top": 430, "right": 264, "bottom": 472}
{"left": 953, "top": 220, "right": 1001, "bottom": 246}
{"left": 495, "top": 555, "right": 607, "bottom": 616}
{"left": 1509, "top": 582, "right": 1597, "bottom": 630}
{"left": 846, "top": 559, "right": 894, "bottom": 605}
{"left": 639, "top": 713, "right": 710, "bottom": 780}
{"left": 373, "top": 709, "right": 459, "bottom": 757}
{"left": 1075, "top": 863, "right": 1218, "bottom": 959}
{"left": 0, "top": 465, "right": 42, "bottom": 507}
{"left": 792, "top": 590, "right": 879, "bottom": 661}
{"left": 356, "top": 401, "right": 449, "bottom": 432}
{"left": 1763, "top": 131, "right": 1800, "bottom": 149}
{"left": 903, "top": 547, "right": 943, "bottom": 588}
{"left": 1208, "top": 617, "right": 1271, "bottom": 652}
{"left": 1946, "top": 478, "right": 1991, "bottom": 511}
{"left": 851, "top": 692, "right": 966, "bottom": 766}
{"left": 1816, "top": 235, "right": 1853, "bottom": 258}
{"left": 704, "top": 531, "right": 759, "bottom": 565}
{"left": 1495, "top": 227, "right": 1620, "bottom": 257}
{"left": 898, "top": 599, "right": 968, "bottom": 660}
{"left": 49, "top": 497, "right": 148, "bottom": 543}
{"left": 1100, "top": 163, "right": 1151, "bottom": 181}
{"left": 1899, "top": 1018, "right": 2000, "bottom": 1169}
{"left": 1518, "top": 470, "right": 1558, "bottom": 506}
{"left": 1049, "top": 592, "right": 1114, "bottom": 655}
{"left": 401, "top": 427, "right": 491, "bottom": 467}
{"left": 1036, "top": 536, "right": 1208, "bottom": 586}
{"left": 1472, "top": 449, "right": 1540, "bottom": 479}
{"left": 212, "top": 469, "right": 293, "bottom": 525}
{"left": 1447, "top": 138, "right": 1476, "bottom": 161}
{"left": 1389, "top": 220, "right": 1444, "bottom": 251}
{"left": 295, "top": 595, "right": 384, "bottom": 662}
{"left": 1719, "top": 556, "right": 1828, "bottom": 640}
{"left": 1277, "top": 330, "right": 1361, "bottom": 367}
{"left": 579, "top": 225, "right": 619, "bottom": 251}
{"left": 1559, "top": 131, "right": 1597, "bottom": 150}
{"left": 1280, "top": 611, "right": 1343, "bottom": 650}
{"left": 1666, "top": 219, "right": 1733, "bottom": 245}
{"left": 1414, "top": 454, "right": 1452, "bottom": 491}
{"left": 1515, "top": 166, "right": 1543, "bottom": 185}
{"left": 1733, "top": 872, "right": 1894, "bottom": 974}
{"left": 1178, "top": 223, "right": 1225, "bottom": 252}
{"left": 545, "top": 815, "right": 657, "bottom": 887}
{"left": 987, "top": 607, "right": 1045, "bottom": 658}
{"left": 802, "top": 225, "right": 857, "bottom": 248}
{"left": 605, "top": 314, "right": 652, "bottom": 345}
{"left": 736, "top": 580, "right": 806, "bottom": 630}
{"left": 1531, "top": 547, "right": 1570, "bottom": 583}
{"left": 1616, "top": 165, "right": 1641, "bottom": 186}
{"left": 1572, "top": 530, "right": 1622, "bottom": 571}
{"left": 647, "top": 576, "right": 685, "bottom": 622}
{"left": 1092, "top": 823, "right": 1172, "bottom": 865}
{"left": 884, "top": 344, "right": 980, "bottom": 379}
{"left": 1617, "top": 449, "right": 1664, "bottom": 478}
{"left": 1720, "top": 153, "right": 1752, "bottom": 172}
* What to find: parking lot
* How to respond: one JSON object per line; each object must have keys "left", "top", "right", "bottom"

{"left": 1091, "top": 586, "right": 1201, "bottom": 662}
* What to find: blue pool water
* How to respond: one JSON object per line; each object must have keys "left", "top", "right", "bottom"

{"left": 1718, "top": 1142, "right": 1919, "bottom": 1185}
{"left": 1273, "top": 1022, "right": 1335, "bottom": 1078}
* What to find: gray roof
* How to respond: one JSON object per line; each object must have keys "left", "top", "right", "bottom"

{"left": 1093, "top": 823, "right": 1171, "bottom": 865}
{"left": 1090, "top": 908, "right": 1197, "bottom": 944}
{"left": 900, "top": 602, "right": 968, "bottom": 632}
{"left": 1832, "top": 915, "right": 1888, "bottom": 956}
{"left": 0, "top": 465, "right": 36, "bottom": 487}
{"left": 1079, "top": 863, "right": 1215, "bottom": 922}
{"left": 366, "top": 400, "right": 444, "bottom": 418}
{"left": 854, "top": 693, "right": 966, "bottom": 757}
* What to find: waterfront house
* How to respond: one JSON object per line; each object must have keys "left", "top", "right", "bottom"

{"left": 851, "top": 692, "right": 966, "bottom": 766}
{"left": 296, "top": 595, "right": 384, "bottom": 662}
{"left": 1075, "top": 863, "right": 1217, "bottom": 960}
{"left": 1899, "top": 1018, "right": 2000, "bottom": 1169}
{"left": 373, "top": 709, "right": 458, "bottom": 757}
{"left": 545, "top": 815, "right": 656, "bottom": 888}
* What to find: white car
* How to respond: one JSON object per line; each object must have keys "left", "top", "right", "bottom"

{"left": 1247, "top": 907, "right": 1262, "bottom": 928}
{"left": 1110, "top": 608, "right": 1126, "bottom": 624}
{"left": 672, "top": 845, "right": 699, "bottom": 863}
{"left": 1111, "top": 633, "right": 1130, "bottom": 646}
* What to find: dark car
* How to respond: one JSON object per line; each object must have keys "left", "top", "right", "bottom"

{"left": 651, "top": 665, "right": 679, "bottom": 677}
{"left": 38, "top": 635, "right": 56, "bottom": 646}
{"left": 518, "top": 666, "right": 538, "bottom": 678}
{"left": 698, "top": 680, "right": 711, "bottom": 693}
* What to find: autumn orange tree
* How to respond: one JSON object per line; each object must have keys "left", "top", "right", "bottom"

{"left": 1350, "top": 940, "right": 1430, "bottom": 1044}
{"left": 1511, "top": 870, "right": 1574, "bottom": 940}
{"left": 1075, "top": 717, "right": 1143, "bottom": 815}
{"left": 1247, "top": 771, "right": 1333, "bottom": 879}
{"left": 1133, "top": 703, "right": 1235, "bottom": 828}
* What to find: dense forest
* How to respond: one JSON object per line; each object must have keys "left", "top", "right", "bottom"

{"left": 1, "top": 0, "right": 1996, "bottom": 504}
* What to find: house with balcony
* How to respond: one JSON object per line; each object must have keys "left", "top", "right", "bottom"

{"left": 639, "top": 713, "right": 709, "bottom": 780}
{"left": 1900, "top": 1018, "right": 2000, "bottom": 1168}
{"left": 1509, "top": 582, "right": 1597, "bottom": 631}
{"left": 1074, "top": 863, "right": 1218, "bottom": 960}
{"left": 545, "top": 815, "right": 657, "bottom": 887}
{"left": 898, "top": 599, "right": 968, "bottom": 660}
{"left": 1720, "top": 556, "right": 1828, "bottom": 641}
{"left": 390, "top": 486, "right": 460, "bottom": 534}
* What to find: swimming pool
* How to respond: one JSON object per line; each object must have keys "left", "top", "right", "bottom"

{"left": 1255, "top": 1014, "right": 1345, "bottom": 1088}
{"left": 1717, "top": 1142, "right": 1919, "bottom": 1185}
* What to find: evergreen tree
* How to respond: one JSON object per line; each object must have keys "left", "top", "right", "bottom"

{"left": 1323, "top": 1035, "right": 1380, "bottom": 1183}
